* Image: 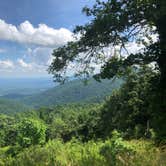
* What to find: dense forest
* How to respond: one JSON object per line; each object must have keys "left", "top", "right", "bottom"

{"left": 0, "top": 66, "right": 165, "bottom": 165}
{"left": 19, "top": 78, "right": 122, "bottom": 107}
{"left": 0, "top": 0, "right": 166, "bottom": 165}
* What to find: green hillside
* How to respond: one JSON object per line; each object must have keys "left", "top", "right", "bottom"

{"left": 20, "top": 78, "right": 122, "bottom": 107}
{"left": 0, "top": 98, "right": 30, "bottom": 114}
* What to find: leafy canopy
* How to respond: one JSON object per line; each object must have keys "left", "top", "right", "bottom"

{"left": 49, "top": 0, "right": 166, "bottom": 86}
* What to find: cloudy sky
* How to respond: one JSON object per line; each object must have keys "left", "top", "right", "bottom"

{"left": 0, "top": 0, "right": 95, "bottom": 77}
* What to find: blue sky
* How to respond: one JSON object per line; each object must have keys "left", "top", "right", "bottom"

{"left": 0, "top": 0, "right": 95, "bottom": 77}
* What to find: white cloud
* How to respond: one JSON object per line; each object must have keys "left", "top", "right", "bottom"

{"left": 0, "top": 58, "right": 47, "bottom": 73}
{"left": 26, "top": 47, "right": 53, "bottom": 66}
{"left": 17, "top": 58, "right": 47, "bottom": 72}
{"left": 0, "top": 19, "right": 72, "bottom": 77}
{"left": 0, "top": 19, "right": 158, "bottom": 78}
{"left": 17, "top": 59, "right": 32, "bottom": 69}
{"left": 0, "top": 60, "right": 14, "bottom": 69}
{"left": 0, "top": 19, "right": 74, "bottom": 47}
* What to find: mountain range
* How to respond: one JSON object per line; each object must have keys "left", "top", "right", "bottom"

{"left": 0, "top": 78, "right": 123, "bottom": 113}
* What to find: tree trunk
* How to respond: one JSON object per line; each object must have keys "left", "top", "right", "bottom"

{"left": 155, "top": 0, "right": 166, "bottom": 111}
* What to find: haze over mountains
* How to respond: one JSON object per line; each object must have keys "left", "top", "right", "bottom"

{"left": 19, "top": 78, "right": 122, "bottom": 107}
{"left": 0, "top": 77, "right": 122, "bottom": 113}
{"left": 0, "top": 77, "right": 55, "bottom": 96}
{"left": 0, "top": 77, "right": 55, "bottom": 114}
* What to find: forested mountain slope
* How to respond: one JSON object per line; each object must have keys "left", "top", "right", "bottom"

{"left": 20, "top": 78, "right": 122, "bottom": 107}
{"left": 0, "top": 98, "right": 30, "bottom": 114}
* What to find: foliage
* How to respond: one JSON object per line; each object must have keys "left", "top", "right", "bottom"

{"left": 0, "top": 114, "right": 17, "bottom": 147}
{"left": 37, "top": 104, "right": 102, "bottom": 141}
{"left": 100, "top": 130, "right": 135, "bottom": 165}
{"left": 0, "top": 1, "right": 165, "bottom": 165}
{"left": 0, "top": 98, "right": 30, "bottom": 114}
{"left": 49, "top": 0, "right": 165, "bottom": 87}
{"left": 0, "top": 83, "right": 165, "bottom": 165}
{"left": 17, "top": 118, "right": 46, "bottom": 147}
{"left": 48, "top": 0, "right": 166, "bottom": 141}
{"left": 98, "top": 66, "right": 158, "bottom": 139}
{"left": 20, "top": 78, "right": 122, "bottom": 107}
{"left": 0, "top": 137, "right": 165, "bottom": 166}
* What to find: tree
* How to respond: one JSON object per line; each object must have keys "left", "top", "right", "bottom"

{"left": 48, "top": 117, "right": 68, "bottom": 140}
{"left": 49, "top": 0, "right": 165, "bottom": 85}
{"left": 17, "top": 118, "right": 46, "bottom": 147}
{"left": 49, "top": 0, "right": 166, "bottom": 140}
{"left": 0, "top": 114, "right": 16, "bottom": 147}
{"left": 98, "top": 66, "right": 157, "bottom": 139}
{"left": 49, "top": 0, "right": 166, "bottom": 98}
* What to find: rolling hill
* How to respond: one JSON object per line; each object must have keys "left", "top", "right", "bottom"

{"left": 0, "top": 98, "right": 30, "bottom": 114}
{"left": 19, "top": 78, "right": 123, "bottom": 108}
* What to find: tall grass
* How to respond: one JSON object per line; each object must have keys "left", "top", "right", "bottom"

{"left": 0, "top": 138, "right": 165, "bottom": 166}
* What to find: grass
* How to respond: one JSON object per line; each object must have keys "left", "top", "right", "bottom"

{"left": 0, "top": 139, "right": 165, "bottom": 166}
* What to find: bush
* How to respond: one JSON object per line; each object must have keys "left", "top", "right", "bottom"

{"left": 100, "top": 130, "right": 135, "bottom": 166}
{"left": 17, "top": 118, "right": 46, "bottom": 147}
{"left": 2, "top": 137, "right": 165, "bottom": 166}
